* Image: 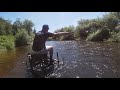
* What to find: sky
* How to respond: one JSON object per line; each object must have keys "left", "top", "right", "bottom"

{"left": 0, "top": 12, "right": 106, "bottom": 32}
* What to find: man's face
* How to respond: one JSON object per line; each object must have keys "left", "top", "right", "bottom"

{"left": 43, "top": 28, "right": 48, "bottom": 33}
{"left": 42, "top": 25, "right": 49, "bottom": 33}
{"left": 46, "top": 29, "right": 48, "bottom": 32}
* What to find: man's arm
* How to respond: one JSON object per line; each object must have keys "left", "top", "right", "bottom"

{"left": 53, "top": 32, "right": 69, "bottom": 37}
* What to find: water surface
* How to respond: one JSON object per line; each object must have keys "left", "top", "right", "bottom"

{"left": 0, "top": 41, "right": 120, "bottom": 78}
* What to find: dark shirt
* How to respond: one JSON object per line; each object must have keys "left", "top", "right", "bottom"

{"left": 32, "top": 31, "right": 54, "bottom": 51}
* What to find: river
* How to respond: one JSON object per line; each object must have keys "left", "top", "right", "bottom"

{"left": 0, "top": 41, "right": 120, "bottom": 78}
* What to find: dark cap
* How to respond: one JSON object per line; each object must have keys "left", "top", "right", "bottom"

{"left": 42, "top": 24, "right": 49, "bottom": 30}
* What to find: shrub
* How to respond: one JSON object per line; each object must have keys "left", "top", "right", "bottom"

{"left": 86, "top": 27, "right": 110, "bottom": 41}
{"left": 15, "top": 29, "right": 30, "bottom": 47}
{"left": 0, "top": 35, "right": 15, "bottom": 50}
{"left": 108, "top": 31, "right": 120, "bottom": 42}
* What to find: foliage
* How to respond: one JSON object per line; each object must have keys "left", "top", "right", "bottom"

{"left": 86, "top": 27, "right": 110, "bottom": 41}
{"left": 0, "top": 17, "right": 35, "bottom": 50}
{"left": 102, "top": 13, "right": 119, "bottom": 31}
{"left": 75, "top": 12, "right": 120, "bottom": 43}
{"left": 107, "top": 31, "right": 120, "bottom": 42}
{"left": 12, "top": 18, "right": 23, "bottom": 34}
{"left": 0, "top": 35, "right": 15, "bottom": 50}
{"left": 75, "top": 18, "right": 104, "bottom": 38}
{"left": 0, "top": 17, "right": 13, "bottom": 35}
{"left": 15, "top": 29, "right": 31, "bottom": 47}
{"left": 22, "top": 19, "right": 34, "bottom": 35}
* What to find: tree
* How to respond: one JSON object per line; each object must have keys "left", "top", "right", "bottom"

{"left": 110, "top": 12, "right": 120, "bottom": 20}
{"left": 4, "top": 19, "right": 13, "bottom": 35}
{"left": 23, "top": 19, "right": 34, "bottom": 35}
{"left": 0, "top": 17, "right": 13, "bottom": 35}
{"left": 103, "top": 12, "right": 119, "bottom": 31}
{"left": 12, "top": 18, "right": 23, "bottom": 34}
{"left": 0, "top": 20, "right": 6, "bottom": 35}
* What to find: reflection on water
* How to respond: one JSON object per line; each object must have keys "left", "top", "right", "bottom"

{"left": 0, "top": 41, "right": 120, "bottom": 78}
{"left": 0, "top": 45, "right": 32, "bottom": 78}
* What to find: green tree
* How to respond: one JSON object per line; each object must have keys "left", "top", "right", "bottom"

{"left": 0, "top": 17, "right": 13, "bottom": 35}
{"left": 12, "top": 18, "right": 23, "bottom": 34}
{"left": 23, "top": 19, "right": 34, "bottom": 35}
{"left": 4, "top": 19, "right": 13, "bottom": 35}
{"left": 103, "top": 12, "right": 119, "bottom": 31}
{"left": 15, "top": 29, "right": 30, "bottom": 47}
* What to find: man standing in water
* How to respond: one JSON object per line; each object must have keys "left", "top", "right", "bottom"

{"left": 32, "top": 24, "right": 69, "bottom": 64}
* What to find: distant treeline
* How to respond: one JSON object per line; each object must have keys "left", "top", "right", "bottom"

{"left": 49, "top": 12, "right": 120, "bottom": 43}
{"left": 0, "top": 18, "right": 36, "bottom": 51}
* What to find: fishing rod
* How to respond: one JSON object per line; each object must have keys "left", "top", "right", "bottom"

{"left": 56, "top": 51, "right": 67, "bottom": 69}
{"left": 57, "top": 52, "right": 60, "bottom": 64}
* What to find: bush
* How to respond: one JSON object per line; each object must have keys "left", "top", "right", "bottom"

{"left": 75, "top": 18, "right": 104, "bottom": 39}
{"left": 102, "top": 13, "right": 119, "bottom": 31}
{"left": 0, "top": 35, "right": 15, "bottom": 50}
{"left": 86, "top": 27, "right": 110, "bottom": 41}
{"left": 75, "top": 25, "right": 89, "bottom": 38}
{"left": 15, "top": 29, "right": 30, "bottom": 47}
{"left": 115, "top": 25, "right": 120, "bottom": 33}
{"left": 107, "top": 31, "right": 120, "bottom": 42}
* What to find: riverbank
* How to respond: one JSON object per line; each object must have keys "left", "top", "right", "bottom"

{"left": 0, "top": 35, "right": 33, "bottom": 52}
{"left": 0, "top": 17, "right": 35, "bottom": 52}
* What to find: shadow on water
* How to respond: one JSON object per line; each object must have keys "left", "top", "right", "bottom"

{"left": 0, "top": 41, "right": 120, "bottom": 78}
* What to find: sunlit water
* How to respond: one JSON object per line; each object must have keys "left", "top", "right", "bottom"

{"left": 0, "top": 41, "right": 120, "bottom": 78}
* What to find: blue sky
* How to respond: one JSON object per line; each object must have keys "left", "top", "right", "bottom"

{"left": 0, "top": 12, "right": 106, "bottom": 32}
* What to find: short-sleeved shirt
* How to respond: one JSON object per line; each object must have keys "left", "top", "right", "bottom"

{"left": 32, "top": 31, "right": 54, "bottom": 51}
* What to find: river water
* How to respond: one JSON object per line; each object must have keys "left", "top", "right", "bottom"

{"left": 0, "top": 41, "right": 120, "bottom": 78}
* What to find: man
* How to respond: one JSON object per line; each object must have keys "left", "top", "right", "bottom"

{"left": 32, "top": 24, "right": 69, "bottom": 64}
